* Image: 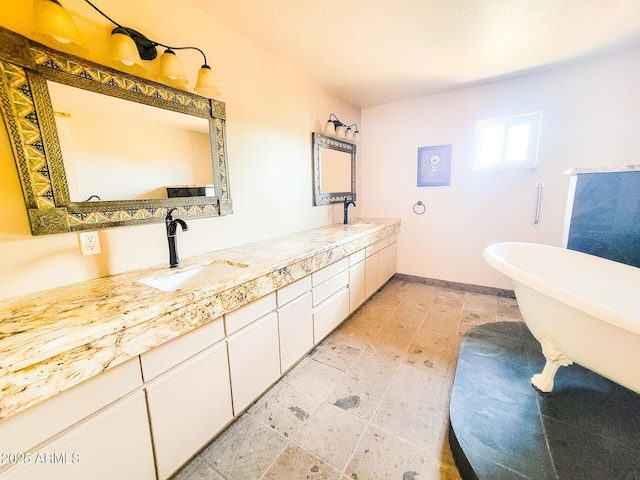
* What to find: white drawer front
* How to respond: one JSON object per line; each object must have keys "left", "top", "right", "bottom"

{"left": 140, "top": 317, "right": 225, "bottom": 381}
{"left": 349, "top": 249, "right": 366, "bottom": 266}
{"left": 365, "top": 238, "right": 388, "bottom": 257}
{"left": 0, "top": 357, "right": 142, "bottom": 458}
{"left": 311, "top": 257, "right": 349, "bottom": 286}
{"left": 277, "top": 275, "right": 311, "bottom": 307}
{"left": 312, "top": 269, "right": 349, "bottom": 307}
{"left": 225, "top": 292, "right": 276, "bottom": 335}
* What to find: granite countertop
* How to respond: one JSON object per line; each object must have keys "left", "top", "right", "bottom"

{"left": 0, "top": 218, "right": 400, "bottom": 420}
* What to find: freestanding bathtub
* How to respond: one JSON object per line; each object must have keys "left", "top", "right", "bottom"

{"left": 483, "top": 242, "right": 640, "bottom": 393}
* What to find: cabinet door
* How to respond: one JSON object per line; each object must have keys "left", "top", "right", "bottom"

{"left": 227, "top": 312, "right": 281, "bottom": 414}
{"left": 365, "top": 252, "right": 379, "bottom": 298}
{"left": 378, "top": 245, "right": 391, "bottom": 286}
{"left": 349, "top": 260, "right": 366, "bottom": 312}
{"left": 387, "top": 241, "right": 398, "bottom": 280}
{"left": 1, "top": 392, "right": 155, "bottom": 480}
{"left": 145, "top": 341, "right": 233, "bottom": 479}
{"left": 278, "top": 292, "right": 313, "bottom": 372}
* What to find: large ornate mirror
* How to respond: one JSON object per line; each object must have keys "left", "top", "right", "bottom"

{"left": 312, "top": 132, "right": 356, "bottom": 206}
{"left": 0, "top": 27, "right": 232, "bottom": 235}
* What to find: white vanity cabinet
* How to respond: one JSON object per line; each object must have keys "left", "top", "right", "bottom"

{"left": 0, "top": 357, "right": 143, "bottom": 460}
{"left": 1, "top": 392, "right": 155, "bottom": 480}
{"left": 0, "top": 357, "right": 153, "bottom": 480}
{"left": 277, "top": 276, "right": 313, "bottom": 373}
{"left": 312, "top": 257, "right": 350, "bottom": 342}
{"left": 142, "top": 318, "right": 232, "bottom": 480}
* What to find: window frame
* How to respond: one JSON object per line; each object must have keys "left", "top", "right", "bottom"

{"left": 473, "top": 112, "right": 542, "bottom": 170}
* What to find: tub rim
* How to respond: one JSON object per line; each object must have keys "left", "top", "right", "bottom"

{"left": 483, "top": 241, "right": 640, "bottom": 336}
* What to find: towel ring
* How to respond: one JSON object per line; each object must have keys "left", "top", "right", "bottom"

{"left": 413, "top": 201, "right": 426, "bottom": 215}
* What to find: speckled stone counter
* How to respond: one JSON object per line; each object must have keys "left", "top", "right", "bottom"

{"left": 0, "top": 218, "right": 400, "bottom": 420}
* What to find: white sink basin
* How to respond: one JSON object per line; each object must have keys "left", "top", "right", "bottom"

{"left": 139, "top": 261, "right": 248, "bottom": 292}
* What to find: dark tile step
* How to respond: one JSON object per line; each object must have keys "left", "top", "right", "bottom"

{"left": 449, "top": 322, "right": 640, "bottom": 480}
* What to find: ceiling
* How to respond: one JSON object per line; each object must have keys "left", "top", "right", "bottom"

{"left": 186, "top": 0, "right": 640, "bottom": 108}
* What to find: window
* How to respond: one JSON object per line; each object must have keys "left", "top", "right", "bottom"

{"left": 474, "top": 112, "right": 542, "bottom": 170}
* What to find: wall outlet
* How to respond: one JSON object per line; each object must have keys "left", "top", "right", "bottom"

{"left": 79, "top": 231, "right": 101, "bottom": 256}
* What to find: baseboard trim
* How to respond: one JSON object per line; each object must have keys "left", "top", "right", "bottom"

{"left": 394, "top": 273, "right": 515, "bottom": 298}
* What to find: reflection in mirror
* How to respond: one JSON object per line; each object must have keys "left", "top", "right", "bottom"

{"left": 320, "top": 148, "right": 352, "bottom": 193}
{"left": 312, "top": 133, "right": 356, "bottom": 206}
{"left": 49, "top": 81, "right": 213, "bottom": 201}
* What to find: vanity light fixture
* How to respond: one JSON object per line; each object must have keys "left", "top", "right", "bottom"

{"left": 323, "top": 113, "right": 360, "bottom": 143}
{"left": 33, "top": 0, "right": 83, "bottom": 46}
{"left": 32, "top": 0, "right": 221, "bottom": 97}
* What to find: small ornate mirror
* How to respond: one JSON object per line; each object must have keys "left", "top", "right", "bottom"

{"left": 0, "top": 27, "right": 232, "bottom": 235}
{"left": 312, "top": 132, "right": 356, "bottom": 205}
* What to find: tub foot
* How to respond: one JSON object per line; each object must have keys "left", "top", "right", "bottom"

{"left": 531, "top": 335, "right": 573, "bottom": 392}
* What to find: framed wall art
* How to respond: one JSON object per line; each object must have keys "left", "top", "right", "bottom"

{"left": 417, "top": 144, "right": 452, "bottom": 187}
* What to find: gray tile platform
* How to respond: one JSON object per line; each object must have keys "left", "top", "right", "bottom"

{"left": 449, "top": 322, "right": 640, "bottom": 480}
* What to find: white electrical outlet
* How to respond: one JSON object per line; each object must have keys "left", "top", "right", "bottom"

{"left": 79, "top": 231, "right": 101, "bottom": 256}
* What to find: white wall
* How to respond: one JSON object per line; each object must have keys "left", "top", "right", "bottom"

{"left": 0, "top": 0, "right": 361, "bottom": 299}
{"left": 361, "top": 47, "right": 640, "bottom": 289}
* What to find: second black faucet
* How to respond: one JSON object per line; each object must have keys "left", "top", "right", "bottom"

{"left": 344, "top": 198, "right": 356, "bottom": 225}
{"left": 165, "top": 208, "right": 188, "bottom": 268}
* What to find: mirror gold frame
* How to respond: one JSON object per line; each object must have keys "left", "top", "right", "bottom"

{"left": 312, "top": 132, "right": 356, "bottom": 206}
{"left": 0, "top": 27, "right": 232, "bottom": 235}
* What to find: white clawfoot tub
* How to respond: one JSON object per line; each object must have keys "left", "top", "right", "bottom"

{"left": 483, "top": 242, "right": 640, "bottom": 393}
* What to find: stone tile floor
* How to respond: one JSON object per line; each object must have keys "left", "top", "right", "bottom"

{"left": 172, "top": 278, "right": 523, "bottom": 480}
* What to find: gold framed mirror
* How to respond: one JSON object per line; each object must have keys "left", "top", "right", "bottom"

{"left": 312, "top": 132, "right": 356, "bottom": 206}
{"left": 0, "top": 27, "right": 232, "bottom": 235}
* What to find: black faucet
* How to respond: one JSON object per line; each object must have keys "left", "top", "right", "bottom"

{"left": 165, "top": 208, "right": 188, "bottom": 268}
{"left": 343, "top": 198, "right": 356, "bottom": 225}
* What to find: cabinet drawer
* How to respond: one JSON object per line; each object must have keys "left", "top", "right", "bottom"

{"left": 313, "top": 287, "right": 350, "bottom": 343}
{"left": 227, "top": 312, "right": 281, "bottom": 414}
{"left": 350, "top": 249, "right": 366, "bottom": 266}
{"left": 0, "top": 357, "right": 142, "bottom": 457}
{"left": 312, "top": 269, "right": 349, "bottom": 307}
{"left": 140, "top": 317, "right": 224, "bottom": 381}
{"left": 277, "top": 275, "right": 311, "bottom": 307}
{"left": 225, "top": 292, "right": 276, "bottom": 335}
{"left": 365, "top": 238, "right": 388, "bottom": 257}
{"left": 311, "top": 257, "right": 349, "bottom": 286}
